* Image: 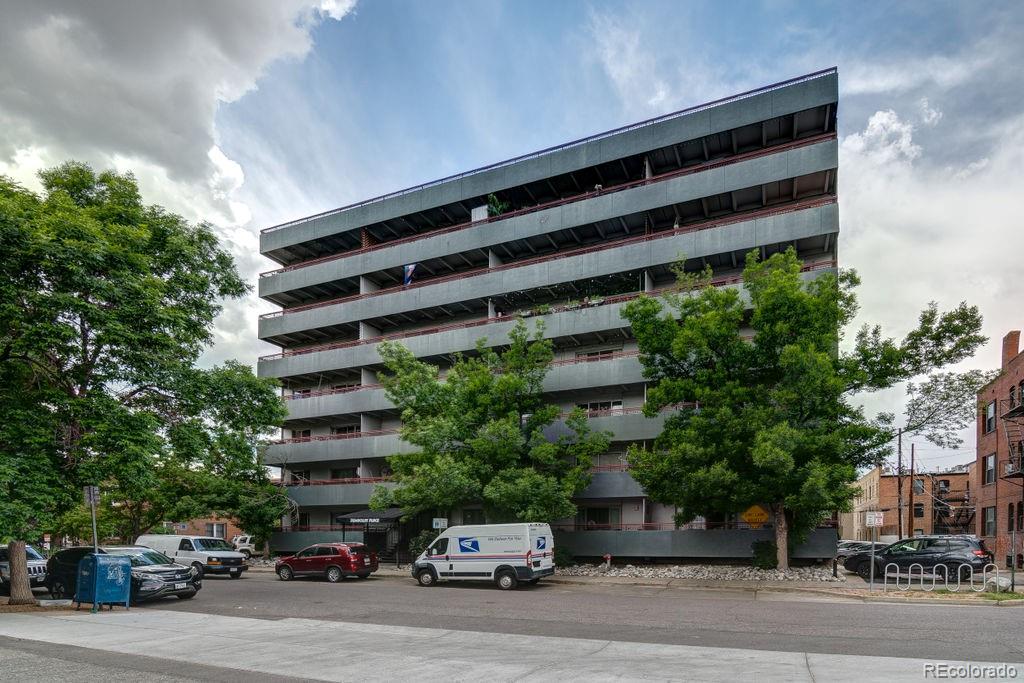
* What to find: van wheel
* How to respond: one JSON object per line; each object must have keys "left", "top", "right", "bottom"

{"left": 229, "top": 573, "right": 242, "bottom": 580}
{"left": 326, "top": 566, "right": 342, "bottom": 583}
{"left": 191, "top": 563, "right": 205, "bottom": 579}
{"left": 416, "top": 569, "right": 436, "bottom": 587}
{"left": 496, "top": 570, "right": 518, "bottom": 590}
{"left": 277, "top": 565, "right": 294, "bottom": 581}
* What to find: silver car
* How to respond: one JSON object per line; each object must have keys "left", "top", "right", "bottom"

{"left": 0, "top": 544, "right": 48, "bottom": 592}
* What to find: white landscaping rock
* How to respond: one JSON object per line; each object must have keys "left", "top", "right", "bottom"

{"left": 556, "top": 563, "right": 846, "bottom": 582}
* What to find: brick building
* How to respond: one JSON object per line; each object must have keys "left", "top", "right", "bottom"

{"left": 841, "top": 464, "right": 975, "bottom": 542}
{"left": 975, "top": 329, "right": 1024, "bottom": 568}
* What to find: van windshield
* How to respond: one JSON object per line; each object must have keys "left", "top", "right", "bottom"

{"left": 194, "top": 538, "right": 234, "bottom": 551}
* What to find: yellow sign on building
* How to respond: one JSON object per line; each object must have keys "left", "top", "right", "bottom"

{"left": 741, "top": 505, "right": 769, "bottom": 529}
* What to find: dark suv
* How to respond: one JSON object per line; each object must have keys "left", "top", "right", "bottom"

{"left": 47, "top": 546, "right": 201, "bottom": 602}
{"left": 843, "top": 535, "right": 994, "bottom": 580}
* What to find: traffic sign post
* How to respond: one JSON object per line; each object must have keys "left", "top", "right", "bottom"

{"left": 432, "top": 518, "right": 448, "bottom": 530}
{"left": 83, "top": 485, "right": 100, "bottom": 556}
{"left": 865, "top": 511, "right": 883, "bottom": 590}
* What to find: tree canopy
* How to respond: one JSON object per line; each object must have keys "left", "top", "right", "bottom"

{"left": 0, "top": 162, "right": 285, "bottom": 601}
{"left": 370, "top": 321, "right": 611, "bottom": 522}
{"left": 621, "top": 249, "right": 986, "bottom": 568}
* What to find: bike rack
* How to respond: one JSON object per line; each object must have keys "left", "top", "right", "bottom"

{"left": 881, "top": 562, "right": 1002, "bottom": 593}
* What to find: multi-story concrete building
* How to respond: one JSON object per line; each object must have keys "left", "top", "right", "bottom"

{"left": 257, "top": 68, "right": 840, "bottom": 558}
{"left": 840, "top": 465, "right": 975, "bottom": 542}
{"left": 975, "top": 329, "right": 1024, "bottom": 568}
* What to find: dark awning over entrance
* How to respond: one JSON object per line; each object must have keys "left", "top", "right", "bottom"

{"left": 334, "top": 508, "right": 404, "bottom": 524}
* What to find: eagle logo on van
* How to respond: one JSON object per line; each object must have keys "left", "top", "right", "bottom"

{"left": 458, "top": 538, "right": 480, "bottom": 552}
{"left": 536, "top": 537, "right": 546, "bottom": 550}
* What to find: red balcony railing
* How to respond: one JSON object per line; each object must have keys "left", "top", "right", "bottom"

{"left": 262, "top": 69, "right": 835, "bottom": 237}
{"left": 260, "top": 131, "right": 836, "bottom": 278}
{"left": 260, "top": 192, "right": 837, "bottom": 320}
{"left": 589, "top": 463, "right": 631, "bottom": 472}
{"left": 259, "top": 257, "right": 836, "bottom": 362}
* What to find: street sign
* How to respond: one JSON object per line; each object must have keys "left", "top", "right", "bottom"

{"left": 740, "top": 505, "right": 769, "bottom": 529}
{"left": 83, "top": 485, "right": 100, "bottom": 505}
{"left": 865, "top": 511, "right": 884, "bottom": 528}
{"left": 432, "top": 518, "right": 448, "bottom": 529}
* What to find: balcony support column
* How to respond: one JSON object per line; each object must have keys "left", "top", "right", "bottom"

{"left": 359, "top": 321, "right": 379, "bottom": 340}
{"left": 359, "top": 276, "right": 379, "bottom": 295}
{"left": 488, "top": 249, "right": 503, "bottom": 268}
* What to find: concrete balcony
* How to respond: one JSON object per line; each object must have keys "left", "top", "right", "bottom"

{"left": 282, "top": 481, "right": 396, "bottom": 507}
{"left": 258, "top": 264, "right": 835, "bottom": 380}
{"left": 265, "top": 431, "right": 414, "bottom": 466}
{"left": 259, "top": 137, "right": 837, "bottom": 300}
{"left": 283, "top": 352, "right": 647, "bottom": 421}
{"left": 577, "top": 471, "right": 645, "bottom": 499}
{"left": 259, "top": 143, "right": 837, "bottom": 339}
{"left": 260, "top": 70, "right": 837, "bottom": 255}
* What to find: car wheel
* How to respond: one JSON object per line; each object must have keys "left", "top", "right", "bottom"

{"left": 241, "top": 550, "right": 252, "bottom": 560}
{"left": 191, "top": 563, "right": 205, "bottom": 579}
{"left": 856, "top": 561, "right": 873, "bottom": 581}
{"left": 326, "top": 566, "right": 343, "bottom": 583}
{"left": 277, "top": 565, "right": 294, "bottom": 581}
{"left": 496, "top": 570, "right": 518, "bottom": 590}
{"left": 416, "top": 569, "right": 436, "bottom": 587}
{"left": 958, "top": 565, "right": 973, "bottom": 582}
{"left": 177, "top": 593, "right": 196, "bottom": 600}
{"left": 49, "top": 579, "right": 68, "bottom": 600}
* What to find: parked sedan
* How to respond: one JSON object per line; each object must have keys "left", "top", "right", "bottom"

{"left": 276, "top": 543, "right": 378, "bottom": 582}
{"left": 843, "top": 536, "right": 993, "bottom": 580}
{"left": 46, "top": 546, "right": 201, "bottom": 602}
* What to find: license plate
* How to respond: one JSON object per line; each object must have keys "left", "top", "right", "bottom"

{"left": 363, "top": 557, "right": 370, "bottom": 565}
{"left": 174, "top": 582, "right": 187, "bottom": 590}
{"left": 230, "top": 568, "right": 239, "bottom": 573}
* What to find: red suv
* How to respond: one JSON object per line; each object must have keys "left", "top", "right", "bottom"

{"left": 275, "top": 543, "right": 378, "bottom": 583}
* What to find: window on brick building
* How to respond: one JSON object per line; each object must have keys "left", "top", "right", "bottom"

{"left": 913, "top": 479, "right": 924, "bottom": 494}
{"left": 984, "top": 402, "right": 996, "bottom": 433}
{"left": 984, "top": 454, "right": 996, "bottom": 484}
{"left": 983, "top": 507, "right": 996, "bottom": 536}
{"left": 1018, "top": 503, "right": 1024, "bottom": 532}
{"left": 913, "top": 503, "right": 924, "bottom": 518}
{"left": 1009, "top": 504, "right": 1016, "bottom": 532}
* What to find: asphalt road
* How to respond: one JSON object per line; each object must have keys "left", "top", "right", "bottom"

{"left": 142, "top": 571, "right": 1024, "bottom": 663}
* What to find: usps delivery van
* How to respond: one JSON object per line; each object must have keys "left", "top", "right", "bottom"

{"left": 411, "top": 522, "right": 554, "bottom": 589}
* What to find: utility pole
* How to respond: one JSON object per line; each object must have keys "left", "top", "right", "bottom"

{"left": 896, "top": 428, "right": 904, "bottom": 540}
{"left": 907, "top": 445, "right": 915, "bottom": 538}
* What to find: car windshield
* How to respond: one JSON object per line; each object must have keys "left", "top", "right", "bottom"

{"left": 0, "top": 546, "right": 44, "bottom": 561}
{"left": 194, "top": 538, "right": 234, "bottom": 551}
{"left": 106, "top": 549, "right": 174, "bottom": 566}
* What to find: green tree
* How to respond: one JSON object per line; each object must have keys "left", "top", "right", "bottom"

{"left": 369, "top": 321, "right": 611, "bottom": 522}
{"left": 0, "top": 163, "right": 284, "bottom": 602}
{"left": 621, "top": 249, "right": 985, "bottom": 569}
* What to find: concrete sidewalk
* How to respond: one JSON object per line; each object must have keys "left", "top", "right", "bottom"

{"left": 0, "top": 609, "right": 1015, "bottom": 681}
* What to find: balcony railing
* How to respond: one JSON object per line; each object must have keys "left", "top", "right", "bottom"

{"left": 261, "top": 132, "right": 836, "bottom": 279}
{"left": 589, "top": 463, "right": 632, "bottom": 472}
{"left": 261, "top": 67, "right": 837, "bottom": 236}
{"left": 277, "top": 476, "right": 393, "bottom": 487}
{"left": 260, "top": 192, "right": 837, "bottom": 320}
{"left": 272, "top": 405, "right": 668, "bottom": 446}
{"left": 258, "top": 257, "right": 837, "bottom": 362}
{"left": 283, "top": 351, "right": 642, "bottom": 401}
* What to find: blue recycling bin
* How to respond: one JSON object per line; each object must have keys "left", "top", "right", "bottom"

{"left": 75, "top": 553, "right": 131, "bottom": 611}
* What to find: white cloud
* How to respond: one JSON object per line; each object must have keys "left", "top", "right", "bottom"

{"left": 840, "top": 109, "right": 1024, "bottom": 464}
{"left": 0, "top": 0, "right": 357, "bottom": 368}
{"left": 918, "top": 97, "right": 943, "bottom": 127}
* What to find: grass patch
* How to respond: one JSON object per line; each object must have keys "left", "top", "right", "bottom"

{"left": 933, "top": 589, "right": 1024, "bottom": 601}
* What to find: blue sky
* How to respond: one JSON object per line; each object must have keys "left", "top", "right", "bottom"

{"left": 2, "top": 1, "right": 1022, "bottom": 469}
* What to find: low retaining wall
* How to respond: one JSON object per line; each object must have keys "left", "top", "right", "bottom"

{"left": 554, "top": 528, "right": 837, "bottom": 561}
{"left": 270, "top": 530, "right": 365, "bottom": 554}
